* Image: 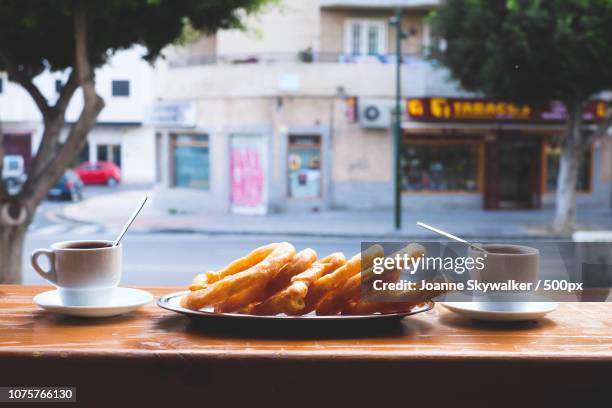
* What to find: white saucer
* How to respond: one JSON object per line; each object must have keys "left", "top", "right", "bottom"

{"left": 33, "top": 287, "right": 153, "bottom": 318}
{"left": 440, "top": 301, "right": 558, "bottom": 322}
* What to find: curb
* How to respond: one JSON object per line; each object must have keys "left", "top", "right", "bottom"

{"left": 130, "top": 227, "right": 571, "bottom": 240}
{"left": 53, "top": 209, "right": 102, "bottom": 228}
{"left": 59, "top": 208, "right": 572, "bottom": 240}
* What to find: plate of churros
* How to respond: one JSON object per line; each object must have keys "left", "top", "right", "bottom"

{"left": 158, "top": 242, "right": 438, "bottom": 322}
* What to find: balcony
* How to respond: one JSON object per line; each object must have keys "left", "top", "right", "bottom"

{"left": 165, "top": 51, "right": 467, "bottom": 98}
{"left": 168, "top": 51, "right": 413, "bottom": 67}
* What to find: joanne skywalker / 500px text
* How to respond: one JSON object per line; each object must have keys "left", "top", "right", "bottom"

{"left": 372, "top": 279, "right": 584, "bottom": 293}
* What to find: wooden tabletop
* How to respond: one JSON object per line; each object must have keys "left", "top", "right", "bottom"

{"left": 1, "top": 285, "right": 610, "bottom": 406}
{"left": 1, "top": 285, "right": 610, "bottom": 360}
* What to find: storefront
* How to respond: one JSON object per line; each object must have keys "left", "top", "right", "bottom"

{"left": 171, "top": 133, "right": 210, "bottom": 190}
{"left": 150, "top": 93, "right": 337, "bottom": 215}
{"left": 287, "top": 134, "right": 322, "bottom": 200}
{"left": 283, "top": 126, "right": 332, "bottom": 212}
{"left": 404, "top": 97, "right": 607, "bottom": 209}
{"left": 153, "top": 127, "right": 223, "bottom": 212}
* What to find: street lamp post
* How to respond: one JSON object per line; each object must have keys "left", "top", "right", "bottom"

{"left": 390, "top": 7, "right": 406, "bottom": 230}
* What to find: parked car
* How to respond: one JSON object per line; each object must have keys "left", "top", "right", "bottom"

{"left": 2, "top": 155, "right": 27, "bottom": 194}
{"left": 48, "top": 170, "right": 84, "bottom": 201}
{"left": 75, "top": 161, "right": 121, "bottom": 185}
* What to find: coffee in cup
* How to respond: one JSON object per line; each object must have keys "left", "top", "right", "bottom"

{"left": 31, "top": 240, "right": 122, "bottom": 306}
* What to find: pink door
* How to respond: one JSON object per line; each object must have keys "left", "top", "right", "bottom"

{"left": 229, "top": 134, "right": 268, "bottom": 214}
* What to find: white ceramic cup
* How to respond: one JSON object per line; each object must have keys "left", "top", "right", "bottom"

{"left": 31, "top": 240, "right": 122, "bottom": 306}
{"left": 468, "top": 244, "right": 539, "bottom": 308}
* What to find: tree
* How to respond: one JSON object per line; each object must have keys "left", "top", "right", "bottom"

{"left": 429, "top": 0, "right": 612, "bottom": 231}
{"left": 0, "top": 0, "right": 271, "bottom": 283}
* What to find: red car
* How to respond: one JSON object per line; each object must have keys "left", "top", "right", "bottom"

{"left": 75, "top": 161, "right": 121, "bottom": 186}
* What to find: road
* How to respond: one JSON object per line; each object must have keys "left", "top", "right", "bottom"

{"left": 23, "top": 186, "right": 361, "bottom": 286}
{"left": 22, "top": 185, "right": 571, "bottom": 287}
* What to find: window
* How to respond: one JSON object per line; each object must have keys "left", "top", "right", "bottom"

{"left": 96, "top": 144, "right": 122, "bottom": 168}
{"left": 288, "top": 135, "right": 322, "bottom": 198}
{"left": 111, "top": 80, "right": 130, "bottom": 97}
{"left": 55, "top": 79, "right": 62, "bottom": 93}
{"left": 401, "top": 141, "right": 480, "bottom": 192}
{"left": 345, "top": 19, "right": 386, "bottom": 56}
{"left": 351, "top": 23, "right": 361, "bottom": 55}
{"left": 172, "top": 134, "right": 209, "bottom": 190}
{"left": 97, "top": 145, "right": 108, "bottom": 162}
{"left": 545, "top": 142, "right": 591, "bottom": 192}
{"left": 367, "top": 25, "right": 379, "bottom": 55}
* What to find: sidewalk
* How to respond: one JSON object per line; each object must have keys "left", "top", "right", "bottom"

{"left": 61, "top": 189, "right": 612, "bottom": 239}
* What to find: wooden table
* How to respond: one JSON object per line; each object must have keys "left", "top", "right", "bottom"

{"left": 1, "top": 285, "right": 610, "bottom": 407}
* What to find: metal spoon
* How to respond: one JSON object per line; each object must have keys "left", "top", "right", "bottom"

{"left": 113, "top": 195, "right": 148, "bottom": 247}
{"left": 416, "top": 222, "right": 487, "bottom": 254}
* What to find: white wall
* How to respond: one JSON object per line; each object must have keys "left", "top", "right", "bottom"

{"left": 0, "top": 47, "right": 157, "bottom": 184}
{"left": 216, "top": 0, "right": 320, "bottom": 55}
{"left": 66, "top": 47, "right": 154, "bottom": 123}
{"left": 119, "top": 126, "right": 156, "bottom": 183}
{"left": 0, "top": 73, "right": 44, "bottom": 122}
{"left": 0, "top": 46, "right": 154, "bottom": 124}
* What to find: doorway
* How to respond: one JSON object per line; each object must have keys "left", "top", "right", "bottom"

{"left": 484, "top": 134, "right": 542, "bottom": 209}
{"left": 3, "top": 134, "right": 32, "bottom": 172}
{"left": 287, "top": 134, "right": 322, "bottom": 199}
{"left": 229, "top": 134, "right": 268, "bottom": 215}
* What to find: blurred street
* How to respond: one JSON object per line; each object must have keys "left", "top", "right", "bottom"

{"left": 24, "top": 186, "right": 360, "bottom": 286}
{"left": 23, "top": 184, "right": 607, "bottom": 287}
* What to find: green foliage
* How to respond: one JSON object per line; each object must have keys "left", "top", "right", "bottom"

{"left": 428, "top": 0, "right": 612, "bottom": 105}
{"left": 0, "top": 0, "right": 272, "bottom": 76}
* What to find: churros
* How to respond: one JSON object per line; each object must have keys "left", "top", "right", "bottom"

{"left": 214, "top": 284, "right": 267, "bottom": 313}
{"left": 254, "top": 252, "right": 346, "bottom": 315}
{"left": 216, "top": 248, "right": 317, "bottom": 313}
{"left": 181, "top": 242, "right": 442, "bottom": 317}
{"left": 182, "top": 242, "right": 296, "bottom": 310}
{"left": 314, "top": 243, "right": 425, "bottom": 315}
{"left": 343, "top": 274, "right": 447, "bottom": 315}
{"left": 266, "top": 248, "right": 317, "bottom": 294}
{"left": 189, "top": 243, "right": 278, "bottom": 291}
{"left": 189, "top": 270, "right": 215, "bottom": 292}
{"left": 304, "top": 244, "right": 383, "bottom": 313}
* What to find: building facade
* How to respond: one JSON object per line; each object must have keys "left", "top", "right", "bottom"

{"left": 0, "top": 47, "right": 156, "bottom": 185}
{"left": 151, "top": 0, "right": 611, "bottom": 214}
{"left": 403, "top": 97, "right": 610, "bottom": 210}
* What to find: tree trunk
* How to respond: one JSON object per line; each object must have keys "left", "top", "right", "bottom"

{"left": 553, "top": 99, "right": 584, "bottom": 232}
{"left": 0, "top": 2, "right": 104, "bottom": 283}
{"left": 553, "top": 144, "right": 582, "bottom": 231}
{"left": 0, "top": 218, "right": 28, "bottom": 284}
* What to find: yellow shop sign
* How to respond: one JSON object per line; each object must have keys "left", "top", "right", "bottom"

{"left": 407, "top": 97, "right": 606, "bottom": 123}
